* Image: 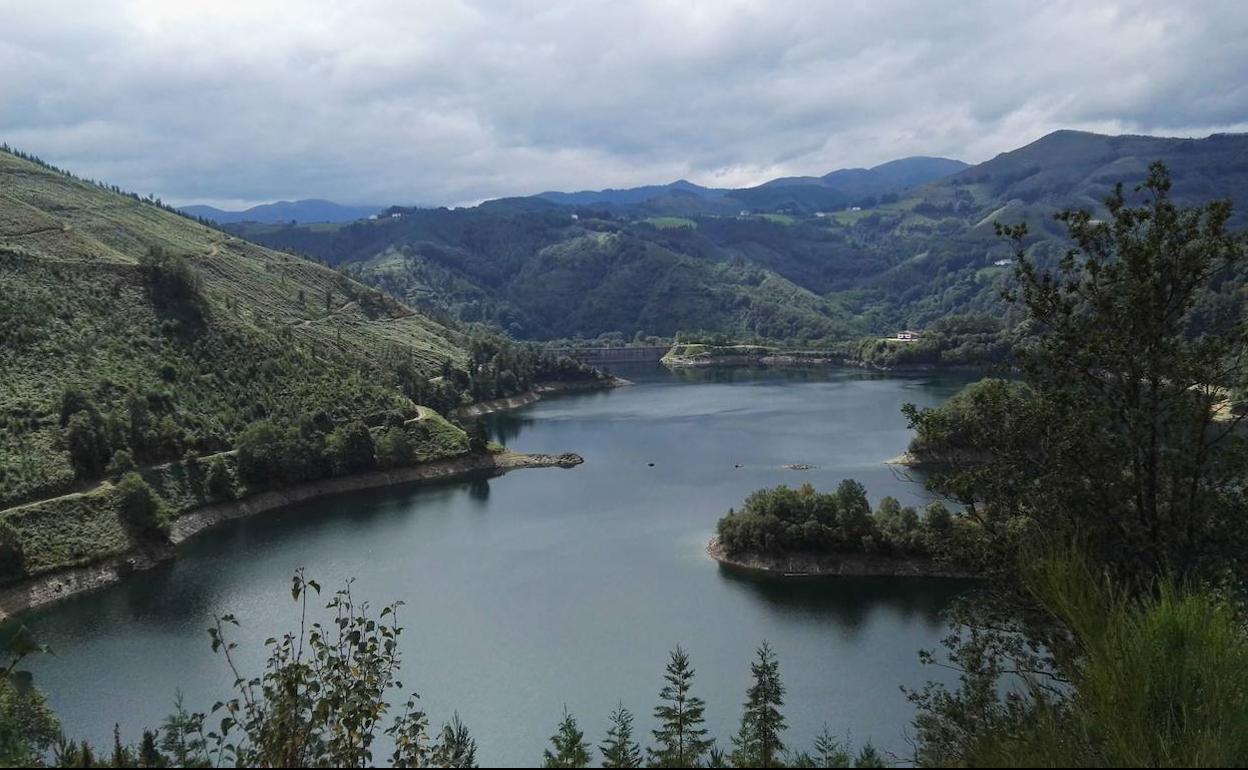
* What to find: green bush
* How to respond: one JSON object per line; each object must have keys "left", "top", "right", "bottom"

{"left": 64, "top": 411, "right": 110, "bottom": 480}
{"left": 105, "top": 449, "right": 136, "bottom": 479}
{"left": 375, "top": 427, "right": 414, "bottom": 469}
{"left": 138, "top": 246, "right": 202, "bottom": 314}
{"left": 467, "top": 421, "right": 489, "bottom": 453}
{"left": 235, "top": 419, "right": 327, "bottom": 487}
{"left": 325, "top": 421, "right": 376, "bottom": 476}
{"left": 0, "top": 520, "right": 25, "bottom": 581}
{"left": 205, "top": 455, "right": 234, "bottom": 500}
{"left": 113, "top": 472, "right": 169, "bottom": 539}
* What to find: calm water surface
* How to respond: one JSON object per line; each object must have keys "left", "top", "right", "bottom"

{"left": 19, "top": 365, "right": 974, "bottom": 765}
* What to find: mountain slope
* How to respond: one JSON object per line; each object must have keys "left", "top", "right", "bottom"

{"left": 229, "top": 131, "right": 1248, "bottom": 344}
{"left": 946, "top": 130, "right": 1248, "bottom": 213}
{"left": 228, "top": 206, "right": 860, "bottom": 341}
{"left": 0, "top": 149, "right": 467, "bottom": 513}
{"left": 180, "top": 198, "right": 381, "bottom": 224}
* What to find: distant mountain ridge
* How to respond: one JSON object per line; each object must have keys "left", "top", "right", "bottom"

{"left": 230, "top": 129, "right": 1248, "bottom": 344}
{"left": 180, "top": 198, "right": 381, "bottom": 224}
{"left": 178, "top": 156, "right": 968, "bottom": 225}
{"left": 534, "top": 156, "right": 969, "bottom": 211}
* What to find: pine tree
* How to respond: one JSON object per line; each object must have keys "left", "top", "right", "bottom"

{"left": 137, "top": 729, "right": 163, "bottom": 767}
{"left": 854, "top": 742, "right": 884, "bottom": 767}
{"left": 111, "top": 724, "right": 128, "bottom": 767}
{"left": 812, "top": 725, "right": 851, "bottom": 768}
{"left": 78, "top": 740, "right": 96, "bottom": 767}
{"left": 542, "top": 707, "right": 591, "bottom": 768}
{"left": 730, "top": 642, "right": 787, "bottom": 768}
{"left": 432, "top": 712, "right": 478, "bottom": 768}
{"left": 649, "top": 645, "right": 713, "bottom": 768}
{"left": 599, "top": 703, "right": 642, "bottom": 768}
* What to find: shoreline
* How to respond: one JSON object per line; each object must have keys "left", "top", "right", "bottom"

{"left": 0, "top": 450, "right": 583, "bottom": 621}
{"left": 706, "top": 537, "right": 975, "bottom": 579}
{"left": 453, "top": 376, "right": 631, "bottom": 419}
{"left": 662, "top": 350, "right": 991, "bottom": 375}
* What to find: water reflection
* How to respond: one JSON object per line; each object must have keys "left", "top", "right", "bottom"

{"left": 715, "top": 565, "right": 968, "bottom": 634}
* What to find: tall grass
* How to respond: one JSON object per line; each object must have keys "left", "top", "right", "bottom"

{"left": 968, "top": 547, "right": 1248, "bottom": 766}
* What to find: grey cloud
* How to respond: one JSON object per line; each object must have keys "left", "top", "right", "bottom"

{"left": 1, "top": 0, "right": 1246, "bottom": 208}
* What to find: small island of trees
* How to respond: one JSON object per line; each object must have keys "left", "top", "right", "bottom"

{"left": 715, "top": 481, "right": 957, "bottom": 560}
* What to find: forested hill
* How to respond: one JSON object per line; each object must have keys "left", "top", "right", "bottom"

{"left": 0, "top": 147, "right": 467, "bottom": 509}
{"left": 235, "top": 210, "right": 860, "bottom": 342}
{"left": 230, "top": 130, "right": 1248, "bottom": 342}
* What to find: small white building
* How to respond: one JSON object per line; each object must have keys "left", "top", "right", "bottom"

{"left": 895, "top": 330, "right": 922, "bottom": 341}
{"left": 391, "top": 212, "right": 402, "bottom": 219}
{"left": 994, "top": 258, "right": 1014, "bottom": 267}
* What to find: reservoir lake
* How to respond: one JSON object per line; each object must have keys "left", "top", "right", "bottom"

{"left": 21, "top": 365, "right": 975, "bottom": 765}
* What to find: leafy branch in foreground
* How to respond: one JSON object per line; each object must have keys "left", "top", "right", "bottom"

{"left": 195, "top": 569, "right": 479, "bottom": 768}
{"left": 6, "top": 580, "right": 889, "bottom": 768}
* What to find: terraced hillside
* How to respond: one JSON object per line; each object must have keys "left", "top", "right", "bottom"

{"left": 0, "top": 148, "right": 468, "bottom": 515}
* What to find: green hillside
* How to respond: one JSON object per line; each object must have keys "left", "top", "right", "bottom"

{"left": 0, "top": 147, "right": 468, "bottom": 513}
{"left": 231, "top": 130, "right": 1248, "bottom": 343}
{"left": 234, "top": 211, "right": 860, "bottom": 342}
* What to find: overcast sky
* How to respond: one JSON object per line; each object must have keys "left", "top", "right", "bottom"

{"left": 3, "top": 0, "right": 1247, "bottom": 208}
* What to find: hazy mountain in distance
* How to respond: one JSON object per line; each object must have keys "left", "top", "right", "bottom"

{"left": 535, "top": 179, "right": 725, "bottom": 207}
{"left": 180, "top": 198, "right": 382, "bottom": 224}
{"left": 758, "top": 156, "right": 970, "bottom": 191}
{"left": 533, "top": 156, "right": 968, "bottom": 211}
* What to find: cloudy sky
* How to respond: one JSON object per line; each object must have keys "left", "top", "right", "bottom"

{"left": 3, "top": 0, "right": 1247, "bottom": 208}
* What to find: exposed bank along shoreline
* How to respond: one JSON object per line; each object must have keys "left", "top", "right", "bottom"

{"left": 0, "top": 379, "right": 624, "bottom": 620}
{"left": 0, "top": 451, "right": 583, "bottom": 621}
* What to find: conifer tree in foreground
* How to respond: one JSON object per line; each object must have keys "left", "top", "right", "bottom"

{"left": 432, "top": 712, "right": 479, "bottom": 768}
{"left": 854, "top": 742, "right": 885, "bottom": 767}
{"left": 811, "top": 725, "right": 852, "bottom": 767}
{"left": 542, "top": 707, "right": 592, "bottom": 768}
{"left": 599, "top": 703, "right": 642, "bottom": 768}
{"left": 649, "top": 645, "right": 714, "bottom": 768}
{"left": 730, "top": 642, "right": 787, "bottom": 768}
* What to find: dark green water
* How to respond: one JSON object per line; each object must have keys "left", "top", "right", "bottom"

{"left": 19, "top": 365, "right": 974, "bottom": 766}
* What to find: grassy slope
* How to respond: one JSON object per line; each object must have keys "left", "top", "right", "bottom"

{"left": 0, "top": 150, "right": 471, "bottom": 575}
